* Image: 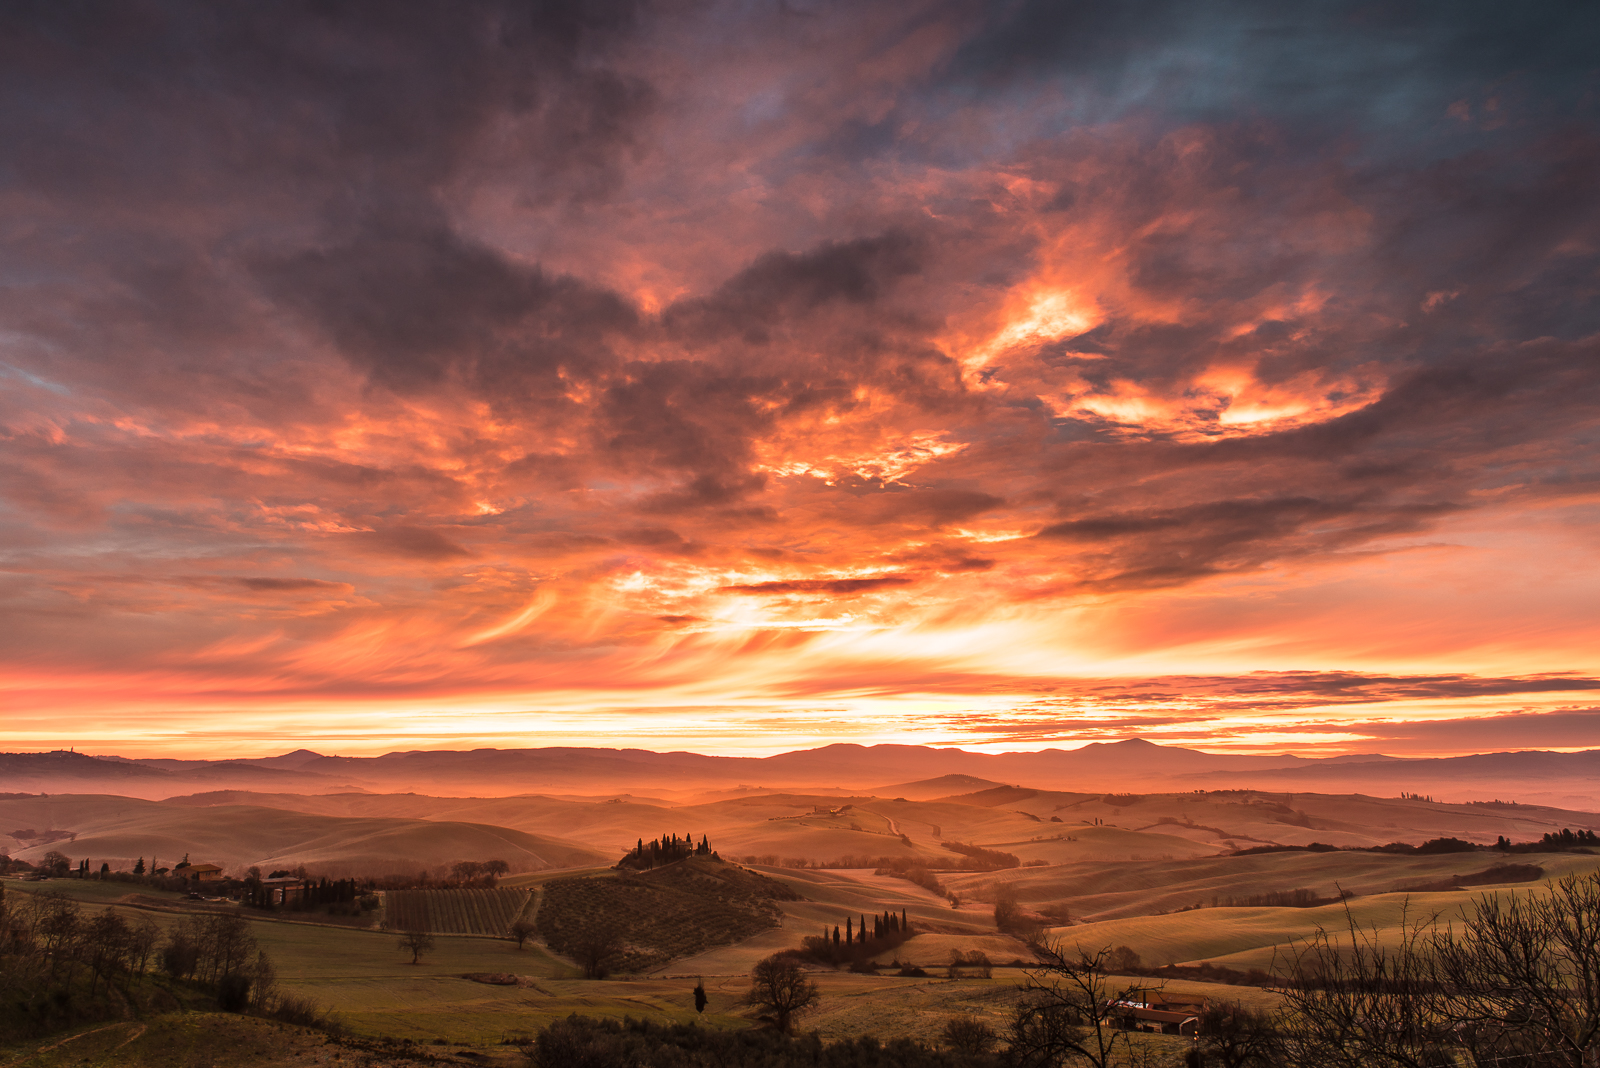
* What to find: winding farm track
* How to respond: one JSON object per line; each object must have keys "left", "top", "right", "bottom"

{"left": 5, "top": 1021, "right": 146, "bottom": 1066}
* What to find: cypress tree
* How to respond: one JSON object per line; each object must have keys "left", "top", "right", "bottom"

{"left": 845, "top": 917, "right": 852, "bottom": 943}
{"left": 859, "top": 915, "right": 867, "bottom": 943}
{"left": 833, "top": 925, "right": 840, "bottom": 948}
{"left": 902, "top": 908, "right": 908, "bottom": 932}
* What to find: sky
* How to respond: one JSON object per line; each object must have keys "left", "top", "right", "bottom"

{"left": 2, "top": 0, "right": 1599, "bottom": 759}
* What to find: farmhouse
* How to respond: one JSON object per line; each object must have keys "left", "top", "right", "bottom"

{"left": 1112, "top": 990, "right": 1205, "bottom": 1036}
{"left": 182, "top": 862, "right": 225, "bottom": 882}
{"left": 260, "top": 876, "right": 305, "bottom": 904}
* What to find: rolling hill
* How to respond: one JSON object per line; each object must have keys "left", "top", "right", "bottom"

{"left": 12, "top": 739, "right": 1600, "bottom": 804}
{"left": 0, "top": 794, "right": 608, "bottom": 876}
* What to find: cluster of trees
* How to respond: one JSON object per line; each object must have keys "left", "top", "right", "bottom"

{"left": 1536, "top": 827, "right": 1600, "bottom": 849}
{"left": 619, "top": 834, "right": 712, "bottom": 870}
{"left": 0, "top": 884, "right": 329, "bottom": 1039}
{"left": 1214, "top": 887, "right": 1347, "bottom": 909}
{"left": 873, "top": 856, "right": 948, "bottom": 896}
{"left": 444, "top": 859, "right": 511, "bottom": 886}
{"left": 0, "top": 887, "right": 163, "bottom": 1001}
{"left": 795, "top": 910, "right": 913, "bottom": 968}
{"left": 941, "top": 842, "right": 1023, "bottom": 870}
{"left": 948, "top": 950, "right": 994, "bottom": 979}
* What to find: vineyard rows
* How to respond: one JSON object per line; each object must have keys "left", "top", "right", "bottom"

{"left": 384, "top": 888, "right": 531, "bottom": 935}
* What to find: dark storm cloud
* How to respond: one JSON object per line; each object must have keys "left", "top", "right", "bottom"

{"left": 0, "top": 0, "right": 651, "bottom": 200}
{"left": 662, "top": 231, "right": 926, "bottom": 342}
{"left": 1037, "top": 496, "right": 1465, "bottom": 588}
{"left": 258, "top": 212, "right": 638, "bottom": 394}
{"left": 950, "top": 0, "right": 1600, "bottom": 133}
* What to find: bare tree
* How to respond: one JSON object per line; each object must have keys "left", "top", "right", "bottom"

{"left": 82, "top": 909, "right": 130, "bottom": 995}
{"left": 129, "top": 915, "right": 161, "bottom": 975}
{"left": 570, "top": 927, "right": 621, "bottom": 980}
{"left": 510, "top": 919, "right": 537, "bottom": 949}
{"left": 1433, "top": 872, "right": 1600, "bottom": 1068}
{"left": 1009, "top": 941, "right": 1140, "bottom": 1068}
{"left": 943, "top": 1014, "right": 999, "bottom": 1055}
{"left": 741, "top": 954, "right": 820, "bottom": 1033}
{"left": 1275, "top": 900, "right": 1454, "bottom": 1068}
{"left": 398, "top": 928, "right": 434, "bottom": 965}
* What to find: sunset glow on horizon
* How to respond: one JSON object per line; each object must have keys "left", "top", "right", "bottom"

{"left": 3, "top": 2, "right": 1598, "bottom": 760}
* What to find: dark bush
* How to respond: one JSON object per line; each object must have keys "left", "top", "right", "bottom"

{"left": 217, "top": 972, "right": 251, "bottom": 1012}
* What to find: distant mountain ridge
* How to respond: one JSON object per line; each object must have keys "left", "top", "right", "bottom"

{"left": 2, "top": 739, "right": 1597, "bottom": 805}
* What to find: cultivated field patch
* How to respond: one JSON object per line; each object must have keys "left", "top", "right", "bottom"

{"left": 383, "top": 888, "right": 530, "bottom": 936}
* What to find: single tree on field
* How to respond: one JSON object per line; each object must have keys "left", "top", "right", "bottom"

{"left": 994, "top": 883, "right": 1022, "bottom": 931}
{"left": 693, "top": 978, "right": 708, "bottom": 1013}
{"left": 741, "top": 954, "right": 820, "bottom": 1033}
{"left": 510, "top": 919, "right": 537, "bottom": 949}
{"left": 571, "top": 927, "right": 622, "bottom": 980}
{"left": 943, "top": 1015, "right": 998, "bottom": 1055}
{"left": 398, "top": 929, "right": 434, "bottom": 965}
